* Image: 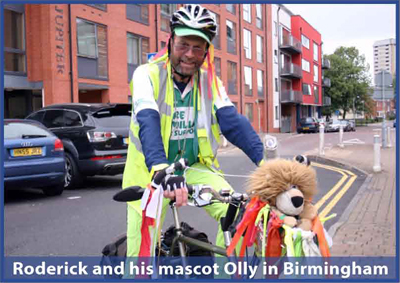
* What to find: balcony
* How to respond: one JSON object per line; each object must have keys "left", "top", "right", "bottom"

{"left": 280, "top": 63, "right": 302, "bottom": 79}
{"left": 323, "top": 96, "right": 331, "bottom": 106}
{"left": 279, "top": 35, "right": 302, "bottom": 54}
{"left": 322, "top": 58, "right": 331, "bottom": 69}
{"left": 322, "top": 77, "right": 331, "bottom": 87}
{"left": 281, "top": 89, "right": 302, "bottom": 104}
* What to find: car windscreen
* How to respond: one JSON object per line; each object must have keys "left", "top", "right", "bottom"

{"left": 5, "top": 122, "right": 53, "bottom": 139}
{"left": 301, "top": 118, "right": 314, "bottom": 123}
{"left": 92, "top": 108, "right": 131, "bottom": 127}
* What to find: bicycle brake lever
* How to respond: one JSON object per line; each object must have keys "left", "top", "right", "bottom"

{"left": 190, "top": 185, "right": 213, "bottom": 207}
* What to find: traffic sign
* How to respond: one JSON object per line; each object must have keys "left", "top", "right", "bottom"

{"left": 375, "top": 70, "right": 392, "bottom": 87}
{"left": 147, "top": 52, "right": 157, "bottom": 62}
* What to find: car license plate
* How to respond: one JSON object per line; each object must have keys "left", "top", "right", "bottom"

{"left": 12, "top": 147, "right": 42, "bottom": 157}
{"left": 123, "top": 138, "right": 129, "bottom": 145}
{"left": 303, "top": 127, "right": 309, "bottom": 130}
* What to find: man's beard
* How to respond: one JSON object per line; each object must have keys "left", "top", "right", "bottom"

{"left": 172, "top": 60, "right": 198, "bottom": 78}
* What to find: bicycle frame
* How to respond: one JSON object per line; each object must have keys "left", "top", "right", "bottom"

{"left": 169, "top": 203, "right": 228, "bottom": 257}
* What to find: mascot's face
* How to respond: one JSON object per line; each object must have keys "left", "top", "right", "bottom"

{"left": 247, "top": 157, "right": 317, "bottom": 215}
{"left": 276, "top": 185, "right": 304, "bottom": 216}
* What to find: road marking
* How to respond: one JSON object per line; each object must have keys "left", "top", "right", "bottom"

{"left": 319, "top": 174, "right": 357, "bottom": 219}
{"left": 311, "top": 162, "right": 357, "bottom": 219}
{"left": 343, "top": 138, "right": 365, "bottom": 144}
{"left": 68, "top": 196, "right": 81, "bottom": 200}
{"left": 312, "top": 162, "right": 348, "bottom": 210}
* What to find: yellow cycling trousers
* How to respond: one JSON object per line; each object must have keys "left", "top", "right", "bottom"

{"left": 126, "top": 162, "right": 234, "bottom": 257}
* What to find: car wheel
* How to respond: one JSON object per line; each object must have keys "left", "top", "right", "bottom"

{"left": 64, "top": 152, "right": 82, "bottom": 190}
{"left": 42, "top": 183, "right": 64, "bottom": 196}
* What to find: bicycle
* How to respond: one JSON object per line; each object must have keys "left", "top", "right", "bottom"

{"left": 113, "top": 159, "right": 248, "bottom": 259}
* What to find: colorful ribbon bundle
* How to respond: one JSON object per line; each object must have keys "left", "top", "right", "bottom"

{"left": 227, "top": 199, "right": 333, "bottom": 259}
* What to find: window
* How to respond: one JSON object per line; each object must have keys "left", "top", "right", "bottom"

{"left": 245, "top": 103, "right": 253, "bottom": 122}
{"left": 256, "top": 4, "right": 263, "bottom": 29}
{"left": 302, "top": 83, "right": 312, "bottom": 95}
{"left": 160, "top": 4, "right": 177, "bottom": 32}
{"left": 274, "top": 50, "right": 278, "bottom": 63}
{"left": 214, "top": 57, "right": 221, "bottom": 78}
{"left": 302, "top": 59, "right": 310, "bottom": 72}
{"left": 127, "top": 33, "right": 149, "bottom": 81}
{"left": 314, "top": 85, "right": 319, "bottom": 103}
{"left": 209, "top": 11, "right": 220, "bottom": 49}
{"left": 313, "top": 42, "right": 318, "bottom": 62}
{"left": 77, "top": 19, "right": 108, "bottom": 79}
{"left": 226, "top": 4, "right": 236, "bottom": 15}
{"left": 226, "top": 20, "right": 236, "bottom": 54}
{"left": 313, "top": 65, "right": 318, "bottom": 82}
{"left": 256, "top": 35, "right": 263, "bottom": 63}
{"left": 4, "top": 8, "right": 26, "bottom": 73}
{"left": 275, "top": 106, "right": 279, "bottom": 120}
{"left": 87, "top": 4, "right": 107, "bottom": 11}
{"left": 65, "top": 111, "right": 83, "bottom": 127}
{"left": 257, "top": 70, "right": 264, "bottom": 98}
{"left": 244, "top": 66, "right": 252, "bottom": 96}
{"left": 243, "top": 4, "right": 251, "bottom": 23}
{"left": 301, "top": 34, "right": 310, "bottom": 49}
{"left": 275, "top": 78, "right": 278, "bottom": 92}
{"left": 126, "top": 4, "right": 149, "bottom": 25}
{"left": 243, "top": 29, "right": 252, "bottom": 59}
{"left": 227, "top": 61, "right": 237, "bottom": 94}
{"left": 43, "top": 110, "right": 65, "bottom": 128}
{"left": 77, "top": 19, "right": 96, "bottom": 58}
{"left": 274, "top": 22, "right": 278, "bottom": 36}
{"left": 161, "top": 41, "right": 166, "bottom": 49}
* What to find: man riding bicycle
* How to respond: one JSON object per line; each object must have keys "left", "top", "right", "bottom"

{"left": 122, "top": 4, "right": 264, "bottom": 258}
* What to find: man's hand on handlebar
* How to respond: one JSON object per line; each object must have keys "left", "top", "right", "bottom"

{"left": 151, "top": 160, "right": 190, "bottom": 207}
{"left": 163, "top": 175, "right": 188, "bottom": 207}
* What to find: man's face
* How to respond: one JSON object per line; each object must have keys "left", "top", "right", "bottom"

{"left": 170, "top": 35, "right": 208, "bottom": 78}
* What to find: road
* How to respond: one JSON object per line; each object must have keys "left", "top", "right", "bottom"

{"left": 4, "top": 126, "right": 375, "bottom": 256}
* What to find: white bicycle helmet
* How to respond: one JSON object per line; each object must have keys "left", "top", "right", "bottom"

{"left": 170, "top": 4, "right": 217, "bottom": 43}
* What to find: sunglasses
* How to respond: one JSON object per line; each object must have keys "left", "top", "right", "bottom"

{"left": 173, "top": 42, "right": 207, "bottom": 57}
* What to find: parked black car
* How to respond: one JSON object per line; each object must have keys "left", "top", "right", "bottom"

{"left": 297, "top": 117, "right": 319, "bottom": 133}
{"left": 26, "top": 103, "right": 131, "bottom": 189}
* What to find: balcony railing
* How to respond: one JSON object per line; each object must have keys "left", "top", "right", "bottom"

{"left": 280, "top": 63, "right": 302, "bottom": 79}
{"left": 322, "top": 58, "right": 331, "bottom": 69}
{"left": 279, "top": 34, "right": 302, "bottom": 54}
{"left": 323, "top": 96, "right": 331, "bottom": 106}
{"left": 281, "top": 89, "right": 302, "bottom": 104}
{"left": 322, "top": 77, "right": 331, "bottom": 87}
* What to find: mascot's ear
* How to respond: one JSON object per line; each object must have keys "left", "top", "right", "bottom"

{"left": 294, "top": 155, "right": 310, "bottom": 166}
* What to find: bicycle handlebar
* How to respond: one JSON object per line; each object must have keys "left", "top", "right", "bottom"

{"left": 113, "top": 158, "right": 247, "bottom": 205}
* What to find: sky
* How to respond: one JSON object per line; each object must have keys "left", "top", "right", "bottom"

{"left": 284, "top": 4, "right": 397, "bottom": 83}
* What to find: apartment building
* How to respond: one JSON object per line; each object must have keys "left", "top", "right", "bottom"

{"left": 4, "top": 3, "right": 326, "bottom": 133}
{"left": 373, "top": 38, "right": 396, "bottom": 80}
{"left": 269, "top": 5, "right": 327, "bottom": 133}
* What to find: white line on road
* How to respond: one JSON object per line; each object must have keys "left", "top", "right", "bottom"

{"left": 67, "top": 196, "right": 82, "bottom": 200}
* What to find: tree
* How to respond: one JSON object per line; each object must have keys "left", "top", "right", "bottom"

{"left": 323, "top": 47, "right": 372, "bottom": 119}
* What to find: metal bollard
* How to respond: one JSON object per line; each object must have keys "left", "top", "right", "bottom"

{"left": 319, "top": 123, "right": 325, "bottom": 155}
{"left": 263, "top": 135, "right": 279, "bottom": 160}
{"left": 382, "top": 119, "right": 387, "bottom": 148}
{"left": 386, "top": 126, "right": 392, "bottom": 148}
{"left": 338, "top": 124, "right": 344, "bottom": 148}
{"left": 373, "top": 134, "right": 381, "bottom": 173}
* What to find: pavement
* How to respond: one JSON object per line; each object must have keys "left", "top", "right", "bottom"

{"left": 219, "top": 124, "right": 397, "bottom": 256}
{"left": 307, "top": 138, "right": 397, "bottom": 256}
